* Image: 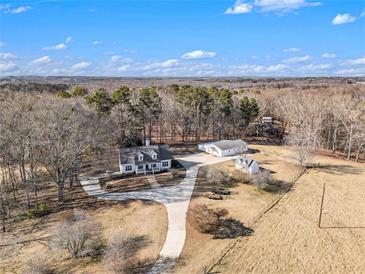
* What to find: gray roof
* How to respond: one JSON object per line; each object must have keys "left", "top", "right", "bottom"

{"left": 119, "top": 144, "right": 172, "bottom": 165}
{"left": 212, "top": 139, "right": 247, "bottom": 151}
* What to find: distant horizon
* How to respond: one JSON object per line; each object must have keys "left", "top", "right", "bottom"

{"left": 1, "top": 75, "right": 365, "bottom": 80}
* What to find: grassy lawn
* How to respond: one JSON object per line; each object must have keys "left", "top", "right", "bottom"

{"left": 101, "top": 166, "right": 186, "bottom": 192}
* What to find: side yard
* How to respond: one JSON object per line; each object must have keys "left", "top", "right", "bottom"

{"left": 211, "top": 152, "right": 365, "bottom": 273}
{"left": 0, "top": 191, "right": 168, "bottom": 273}
{"left": 175, "top": 145, "right": 303, "bottom": 273}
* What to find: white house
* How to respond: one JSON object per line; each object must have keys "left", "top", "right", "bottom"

{"left": 198, "top": 139, "right": 248, "bottom": 157}
{"left": 119, "top": 144, "right": 172, "bottom": 175}
{"left": 235, "top": 156, "right": 260, "bottom": 174}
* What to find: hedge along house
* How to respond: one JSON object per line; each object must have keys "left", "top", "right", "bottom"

{"left": 119, "top": 141, "right": 173, "bottom": 175}
{"left": 198, "top": 139, "right": 248, "bottom": 157}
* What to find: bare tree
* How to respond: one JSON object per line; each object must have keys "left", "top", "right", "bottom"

{"left": 34, "top": 97, "right": 107, "bottom": 203}
{"left": 103, "top": 226, "right": 130, "bottom": 274}
{"left": 52, "top": 209, "right": 101, "bottom": 258}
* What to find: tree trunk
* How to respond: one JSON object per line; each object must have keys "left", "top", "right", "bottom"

{"left": 19, "top": 160, "right": 31, "bottom": 208}
{"left": 347, "top": 126, "right": 353, "bottom": 160}
{"left": 332, "top": 127, "right": 337, "bottom": 153}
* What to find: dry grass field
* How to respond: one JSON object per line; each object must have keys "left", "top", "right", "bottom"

{"left": 0, "top": 201, "right": 167, "bottom": 274}
{"left": 175, "top": 145, "right": 303, "bottom": 273}
{"left": 210, "top": 146, "right": 365, "bottom": 273}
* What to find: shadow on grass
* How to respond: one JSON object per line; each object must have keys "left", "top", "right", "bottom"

{"left": 316, "top": 164, "right": 364, "bottom": 175}
{"left": 214, "top": 219, "right": 254, "bottom": 239}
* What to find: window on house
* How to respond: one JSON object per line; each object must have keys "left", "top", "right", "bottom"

{"left": 125, "top": 165, "right": 133, "bottom": 171}
{"left": 138, "top": 165, "right": 144, "bottom": 170}
{"left": 152, "top": 154, "right": 157, "bottom": 160}
{"left": 162, "top": 161, "right": 169, "bottom": 167}
{"left": 151, "top": 163, "right": 157, "bottom": 168}
{"left": 138, "top": 155, "right": 143, "bottom": 161}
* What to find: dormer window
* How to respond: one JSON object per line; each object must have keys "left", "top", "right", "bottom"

{"left": 151, "top": 150, "right": 158, "bottom": 160}
{"left": 138, "top": 151, "right": 144, "bottom": 161}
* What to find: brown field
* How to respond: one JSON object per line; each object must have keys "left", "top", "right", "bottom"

{"left": 0, "top": 201, "right": 167, "bottom": 274}
{"left": 175, "top": 145, "right": 303, "bottom": 273}
{"left": 210, "top": 146, "right": 365, "bottom": 273}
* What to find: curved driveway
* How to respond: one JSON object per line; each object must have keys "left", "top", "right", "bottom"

{"left": 80, "top": 153, "right": 238, "bottom": 264}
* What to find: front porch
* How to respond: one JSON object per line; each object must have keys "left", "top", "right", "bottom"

{"left": 135, "top": 163, "right": 161, "bottom": 175}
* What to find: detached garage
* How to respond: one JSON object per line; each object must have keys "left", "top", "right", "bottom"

{"left": 198, "top": 139, "right": 248, "bottom": 157}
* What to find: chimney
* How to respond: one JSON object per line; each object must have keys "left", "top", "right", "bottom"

{"left": 145, "top": 138, "right": 150, "bottom": 146}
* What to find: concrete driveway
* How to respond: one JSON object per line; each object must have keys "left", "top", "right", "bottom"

{"left": 80, "top": 153, "right": 238, "bottom": 271}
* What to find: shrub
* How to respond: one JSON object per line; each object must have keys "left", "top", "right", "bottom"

{"left": 52, "top": 210, "right": 102, "bottom": 259}
{"left": 103, "top": 227, "right": 131, "bottom": 274}
{"left": 190, "top": 204, "right": 228, "bottom": 234}
{"left": 205, "top": 168, "right": 231, "bottom": 185}
{"left": 37, "top": 202, "right": 49, "bottom": 216}
{"left": 25, "top": 209, "right": 34, "bottom": 219}
{"left": 22, "top": 254, "right": 54, "bottom": 274}
{"left": 190, "top": 204, "right": 254, "bottom": 239}
{"left": 250, "top": 170, "right": 272, "bottom": 189}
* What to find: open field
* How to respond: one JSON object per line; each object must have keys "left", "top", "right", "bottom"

{"left": 175, "top": 145, "right": 303, "bottom": 273}
{"left": 210, "top": 147, "right": 365, "bottom": 273}
{"left": 0, "top": 201, "right": 167, "bottom": 274}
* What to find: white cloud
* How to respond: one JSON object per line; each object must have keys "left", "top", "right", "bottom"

{"left": 1, "top": 4, "right": 32, "bottom": 14}
{"left": 361, "top": 11, "right": 365, "bottom": 17}
{"left": 92, "top": 40, "right": 100, "bottom": 45}
{"left": 284, "top": 55, "right": 312, "bottom": 63}
{"left": 65, "top": 36, "right": 72, "bottom": 43}
{"left": 71, "top": 62, "right": 91, "bottom": 71}
{"left": 0, "top": 52, "right": 17, "bottom": 60}
{"left": 336, "top": 67, "right": 365, "bottom": 76}
{"left": 344, "top": 57, "right": 365, "bottom": 65}
{"left": 0, "top": 41, "right": 6, "bottom": 47}
{"left": 284, "top": 48, "right": 301, "bottom": 52}
{"left": 0, "top": 61, "right": 18, "bottom": 73}
{"left": 43, "top": 43, "right": 67, "bottom": 50}
{"left": 301, "top": 64, "right": 331, "bottom": 71}
{"left": 30, "top": 56, "right": 52, "bottom": 65}
{"left": 7, "top": 6, "right": 31, "bottom": 14}
{"left": 144, "top": 59, "right": 179, "bottom": 70}
{"left": 332, "top": 13, "right": 356, "bottom": 25}
{"left": 254, "top": 0, "right": 321, "bottom": 12}
{"left": 181, "top": 50, "right": 216, "bottom": 60}
{"left": 265, "top": 63, "right": 287, "bottom": 72}
{"left": 117, "top": 65, "right": 131, "bottom": 72}
{"left": 225, "top": 0, "right": 253, "bottom": 14}
{"left": 43, "top": 37, "right": 72, "bottom": 50}
{"left": 322, "top": 52, "right": 336, "bottom": 58}
{"left": 231, "top": 63, "right": 287, "bottom": 74}
{"left": 111, "top": 55, "right": 121, "bottom": 62}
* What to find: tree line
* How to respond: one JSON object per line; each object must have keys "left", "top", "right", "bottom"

{"left": 0, "top": 84, "right": 364, "bottom": 232}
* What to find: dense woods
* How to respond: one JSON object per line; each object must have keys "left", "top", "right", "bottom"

{"left": 0, "top": 79, "right": 364, "bottom": 233}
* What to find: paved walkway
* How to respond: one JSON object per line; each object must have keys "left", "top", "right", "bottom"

{"left": 80, "top": 153, "right": 238, "bottom": 271}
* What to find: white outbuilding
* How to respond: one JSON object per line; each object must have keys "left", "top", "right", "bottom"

{"left": 198, "top": 139, "right": 248, "bottom": 157}
{"left": 235, "top": 156, "right": 260, "bottom": 174}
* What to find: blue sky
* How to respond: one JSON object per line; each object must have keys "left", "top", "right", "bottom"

{"left": 1, "top": 0, "right": 364, "bottom": 76}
